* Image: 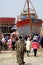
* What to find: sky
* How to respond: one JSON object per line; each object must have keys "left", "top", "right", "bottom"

{"left": 0, "top": 0, "right": 43, "bottom": 19}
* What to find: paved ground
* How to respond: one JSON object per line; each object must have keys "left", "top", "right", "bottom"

{"left": 0, "top": 48, "right": 43, "bottom": 65}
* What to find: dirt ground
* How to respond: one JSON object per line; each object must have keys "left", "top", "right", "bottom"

{"left": 0, "top": 48, "right": 43, "bottom": 65}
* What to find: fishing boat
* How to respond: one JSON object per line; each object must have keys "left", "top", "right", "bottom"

{"left": 16, "top": 0, "right": 42, "bottom": 37}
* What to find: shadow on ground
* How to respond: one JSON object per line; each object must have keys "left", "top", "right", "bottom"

{"left": 24, "top": 63, "right": 32, "bottom": 65}
{"left": 29, "top": 55, "right": 42, "bottom": 57}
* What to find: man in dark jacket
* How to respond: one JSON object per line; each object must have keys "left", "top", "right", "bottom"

{"left": 15, "top": 35, "right": 26, "bottom": 65}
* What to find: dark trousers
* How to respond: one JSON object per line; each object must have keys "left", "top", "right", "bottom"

{"left": 12, "top": 42, "right": 15, "bottom": 50}
{"left": 33, "top": 49, "right": 37, "bottom": 56}
{"left": 27, "top": 50, "right": 30, "bottom": 56}
{"left": 0, "top": 41, "right": 2, "bottom": 52}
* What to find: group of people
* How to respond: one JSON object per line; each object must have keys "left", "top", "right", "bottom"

{"left": 15, "top": 34, "right": 41, "bottom": 65}
{"left": 0, "top": 33, "right": 43, "bottom": 65}
{"left": 0, "top": 34, "right": 16, "bottom": 52}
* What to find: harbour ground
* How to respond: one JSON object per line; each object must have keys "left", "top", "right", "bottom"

{"left": 0, "top": 48, "right": 43, "bottom": 65}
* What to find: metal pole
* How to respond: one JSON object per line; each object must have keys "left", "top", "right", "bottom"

{"left": 27, "top": 0, "right": 32, "bottom": 36}
{"left": 27, "top": 0, "right": 30, "bottom": 18}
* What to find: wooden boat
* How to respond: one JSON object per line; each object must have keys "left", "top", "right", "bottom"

{"left": 16, "top": 0, "right": 42, "bottom": 37}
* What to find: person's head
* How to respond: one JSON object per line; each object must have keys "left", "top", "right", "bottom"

{"left": 19, "top": 35, "right": 23, "bottom": 40}
{"left": 27, "top": 38, "right": 30, "bottom": 41}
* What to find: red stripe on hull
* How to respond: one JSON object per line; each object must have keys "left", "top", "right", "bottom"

{"left": 16, "top": 18, "right": 30, "bottom": 27}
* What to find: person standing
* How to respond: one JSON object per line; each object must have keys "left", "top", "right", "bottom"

{"left": 26, "top": 38, "right": 31, "bottom": 56}
{"left": 2, "top": 35, "right": 6, "bottom": 50}
{"left": 7, "top": 36, "right": 12, "bottom": 50}
{"left": 12, "top": 35, "right": 16, "bottom": 50}
{"left": 15, "top": 35, "right": 26, "bottom": 65}
{"left": 40, "top": 36, "right": 43, "bottom": 48}
{"left": 0, "top": 34, "right": 2, "bottom": 53}
{"left": 32, "top": 40, "right": 39, "bottom": 57}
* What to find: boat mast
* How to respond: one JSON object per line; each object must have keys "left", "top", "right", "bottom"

{"left": 27, "top": 0, "right": 32, "bottom": 34}
{"left": 27, "top": 0, "right": 30, "bottom": 18}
